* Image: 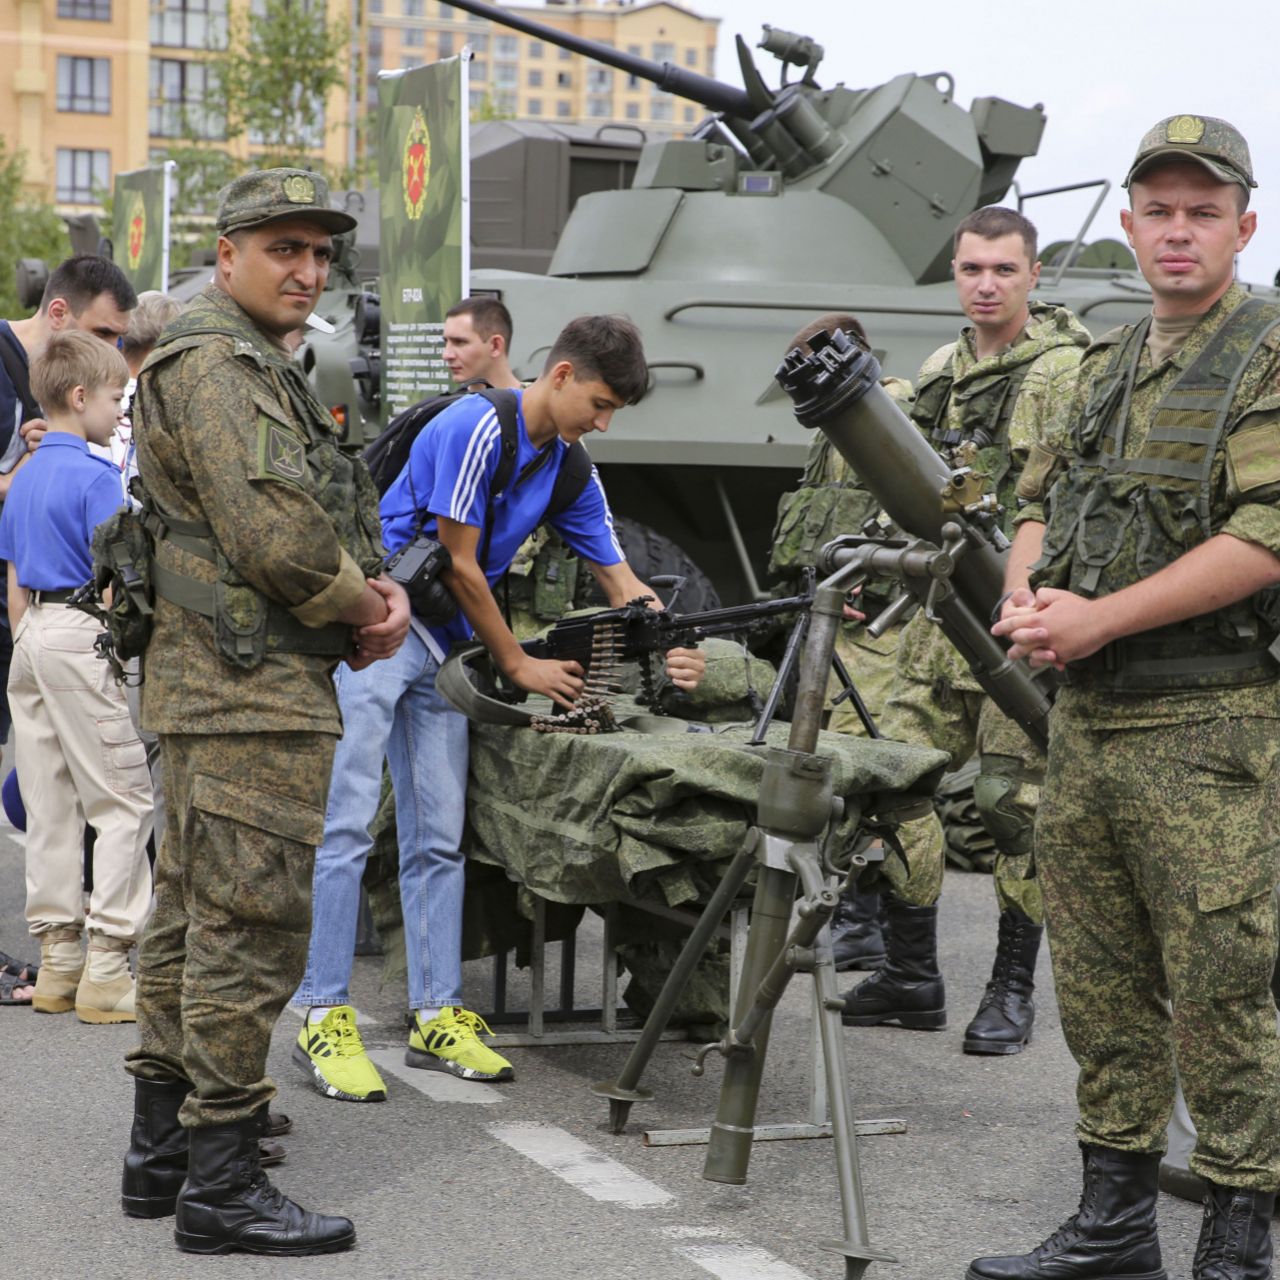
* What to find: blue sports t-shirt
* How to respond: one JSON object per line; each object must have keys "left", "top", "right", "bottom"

{"left": 380, "top": 389, "right": 623, "bottom": 659}
{"left": 0, "top": 433, "right": 124, "bottom": 590}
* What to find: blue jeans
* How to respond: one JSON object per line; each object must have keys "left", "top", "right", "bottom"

{"left": 295, "top": 629, "right": 470, "bottom": 1010}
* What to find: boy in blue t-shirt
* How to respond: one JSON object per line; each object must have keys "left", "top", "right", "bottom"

{"left": 293, "top": 315, "right": 704, "bottom": 1101}
{"left": 0, "top": 331, "right": 154, "bottom": 1023}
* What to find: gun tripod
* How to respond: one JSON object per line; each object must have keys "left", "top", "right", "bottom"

{"left": 593, "top": 569, "right": 898, "bottom": 1280}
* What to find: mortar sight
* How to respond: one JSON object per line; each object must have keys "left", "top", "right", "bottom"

{"left": 758, "top": 25, "right": 824, "bottom": 79}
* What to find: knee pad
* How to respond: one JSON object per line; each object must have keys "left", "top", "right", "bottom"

{"left": 973, "top": 755, "right": 1037, "bottom": 859}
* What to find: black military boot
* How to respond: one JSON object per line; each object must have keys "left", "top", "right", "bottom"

{"left": 830, "top": 885, "right": 887, "bottom": 972}
{"left": 839, "top": 898, "right": 945, "bottom": 1030}
{"left": 1193, "top": 1183, "right": 1275, "bottom": 1279}
{"left": 966, "top": 1144, "right": 1167, "bottom": 1279}
{"left": 174, "top": 1118, "right": 355, "bottom": 1256}
{"left": 121, "top": 1076, "right": 192, "bottom": 1218}
{"left": 962, "top": 908, "right": 1043, "bottom": 1055}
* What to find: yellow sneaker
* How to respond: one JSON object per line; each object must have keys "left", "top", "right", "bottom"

{"left": 292, "top": 1006, "right": 387, "bottom": 1102}
{"left": 406, "top": 1007, "right": 514, "bottom": 1082}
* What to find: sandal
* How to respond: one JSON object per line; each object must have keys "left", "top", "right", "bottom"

{"left": 0, "top": 950, "right": 38, "bottom": 984}
{"left": 0, "top": 968, "right": 35, "bottom": 1005}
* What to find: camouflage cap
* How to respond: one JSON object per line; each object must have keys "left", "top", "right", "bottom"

{"left": 215, "top": 167, "right": 357, "bottom": 236}
{"left": 1123, "top": 115, "right": 1256, "bottom": 191}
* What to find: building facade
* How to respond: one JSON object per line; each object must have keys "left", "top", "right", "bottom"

{"left": 1, "top": 0, "right": 718, "bottom": 215}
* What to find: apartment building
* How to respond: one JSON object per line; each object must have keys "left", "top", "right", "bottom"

{"left": 1, "top": 0, "right": 717, "bottom": 213}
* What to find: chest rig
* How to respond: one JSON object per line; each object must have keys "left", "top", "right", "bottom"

{"left": 1033, "top": 296, "right": 1280, "bottom": 691}
{"left": 910, "top": 353, "right": 1031, "bottom": 536}
{"left": 143, "top": 325, "right": 385, "bottom": 669}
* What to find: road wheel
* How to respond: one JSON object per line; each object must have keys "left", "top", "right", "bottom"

{"left": 583, "top": 517, "right": 721, "bottom": 613}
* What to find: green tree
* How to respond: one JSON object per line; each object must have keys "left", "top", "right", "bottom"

{"left": 201, "top": 0, "right": 350, "bottom": 175}
{"left": 0, "top": 141, "right": 70, "bottom": 318}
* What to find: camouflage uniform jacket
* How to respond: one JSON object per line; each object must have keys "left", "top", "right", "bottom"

{"left": 134, "top": 285, "right": 385, "bottom": 736}
{"left": 1018, "top": 282, "right": 1280, "bottom": 728}
{"left": 896, "top": 305, "right": 1089, "bottom": 694}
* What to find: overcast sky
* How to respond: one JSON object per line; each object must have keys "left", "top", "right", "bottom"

{"left": 648, "top": 0, "right": 1280, "bottom": 285}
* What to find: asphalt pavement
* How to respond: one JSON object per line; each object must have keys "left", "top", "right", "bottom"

{"left": 0, "top": 819, "right": 1203, "bottom": 1280}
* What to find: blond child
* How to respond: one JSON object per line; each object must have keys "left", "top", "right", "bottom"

{"left": 0, "top": 330, "right": 153, "bottom": 1022}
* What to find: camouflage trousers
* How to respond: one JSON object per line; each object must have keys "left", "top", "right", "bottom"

{"left": 126, "top": 731, "right": 334, "bottom": 1128}
{"left": 875, "top": 675, "right": 1044, "bottom": 921}
{"left": 1038, "top": 708, "right": 1280, "bottom": 1188}
{"left": 827, "top": 622, "right": 900, "bottom": 736}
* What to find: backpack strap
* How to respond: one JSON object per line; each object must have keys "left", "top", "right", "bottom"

{"left": 545, "top": 442, "right": 593, "bottom": 521}
{"left": 476, "top": 387, "right": 522, "bottom": 570}
{"left": 0, "top": 331, "right": 40, "bottom": 424}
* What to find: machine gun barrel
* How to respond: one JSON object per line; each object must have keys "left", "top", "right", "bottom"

{"left": 522, "top": 590, "right": 812, "bottom": 668}
{"left": 776, "top": 328, "right": 1054, "bottom": 751}
{"left": 446, "top": 0, "right": 756, "bottom": 120}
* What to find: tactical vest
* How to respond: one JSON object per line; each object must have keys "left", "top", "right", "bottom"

{"left": 909, "top": 354, "right": 1032, "bottom": 533}
{"left": 768, "top": 436, "right": 883, "bottom": 582}
{"left": 144, "top": 325, "right": 386, "bottom": 670}
{"left": 1032, "top": 296, "right": 1280, "bottom": 692}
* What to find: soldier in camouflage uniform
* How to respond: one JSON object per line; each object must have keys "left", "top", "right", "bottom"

{"left": 118, "top": 169, "right": 410, "bottom": 1257}
{"left": 840, "top": 208, "right": 1089, "bottom": 1056}
{"left": 974, "top": 118, "right": 1280, "bottom": 1280}
{"left": 769, "top": 312, "right": 915, "bottom": 971}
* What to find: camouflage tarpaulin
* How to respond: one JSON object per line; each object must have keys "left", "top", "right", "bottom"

{"left": 461, "top": 702, "right": 947, "bottom": 910}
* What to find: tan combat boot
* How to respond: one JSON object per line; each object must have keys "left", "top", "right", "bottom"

{"left": 76, "top": 934, "right": 136, "bottom": 1024}
{"left": 32, "top": 926, "right": 84, "bottom": 1014}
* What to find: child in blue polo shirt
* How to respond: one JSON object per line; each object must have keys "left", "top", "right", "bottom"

{"left": 0, "top": 330, "right": 154, "bottom": 1024}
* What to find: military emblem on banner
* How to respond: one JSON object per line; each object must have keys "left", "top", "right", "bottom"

{"left": 126, "top": 190, "right": 146, "bottom": 272}
{"left": 403, "top": 106, "right": 431, "bottom": 221}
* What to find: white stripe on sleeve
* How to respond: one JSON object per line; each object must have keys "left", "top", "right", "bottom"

{"left": 449, "top": 408, "right": 500, "bottom": 523}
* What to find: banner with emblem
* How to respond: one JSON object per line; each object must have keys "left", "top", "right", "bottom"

{"left": 377, "top": 52, "right": 471, "bottom": 422}
{"left": 111, "top": 163, "right": 175, "bottom": 293}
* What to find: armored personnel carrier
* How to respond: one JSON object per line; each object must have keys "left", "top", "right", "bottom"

{"left": 440, "top": 0, "right": 1279, "bottom": 602}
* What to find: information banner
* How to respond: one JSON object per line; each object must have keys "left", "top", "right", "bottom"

{"left": 377, "top": 53, "right": 471, "bottom": 422}
{"left": 111, "top": 163, "right": 174, "bottom": 293}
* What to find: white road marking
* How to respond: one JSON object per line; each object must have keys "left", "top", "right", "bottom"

{"left": 368, "top": 1050, "right": 504, "bottom": 1104}
{"left": 662, "top": 1225, "right": 732, "bottom": 1240}
{"left": 675, "top": 1242, "right": 818, "bottom": 1280}
{"left": 488, "top": 1122, "right": 675, "bottom": 1207}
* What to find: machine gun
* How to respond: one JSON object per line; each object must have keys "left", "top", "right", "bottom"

{"left": 436, "top": 583, "right": 824, "bottom": 734}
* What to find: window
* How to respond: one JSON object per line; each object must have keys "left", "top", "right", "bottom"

{"left": 528, "top": 69, "right": 542, "bottom": 87}
{"left": 652, "top": 41, "right": 675, "bottom": 63}
{"left": 56, "top": 57, "right": 111, "bottom": 113}
{"left": 684, "top": 105, "right": 695, "bottom": 123}
{"left": 556, "top": 71, "right": 572, "bottom": 88}
{"left": 369, "top": 27, "right": 383, "bottom": 53}
{"left": 438, "top": 32, "right": 453, "bottom": 57}
{"left": 470, "top": 60, "right": 488, "bottom": 82}
{"left": 469, "top": 87, "right": 486, "bottom": 109}
{"left": 403, "top": 28, "right": 423, "bottom": 47}
{"left": 494, "top": 35, "right": 518, "bottom": 59}
{"left": 627, "top": 74, "right": 641, "bottom": 90}
{"left": 586, "top": 67, "right": 612, "bottom": 90}
{"left": 559, "top": 46, "right": 572, "bottom": 61}
{"left": 685, "top": 47, "right": 699, "bottom": 67}
{"left": 58, "top": 0, "right": 111, "bottom": 18}
{"left": 494, "top": 63, "right": 517, "bottom": 88}
{"left": 586, "top": 96, "right": 610, "bottom": 119}
{"left": 403, "top": 0, "right": 424, "bottom": 16}
{"left": 56, "top": 149, "right": 110, "bottom": 203}
{"left": 556, "top": 100, "right": 572, "bottom": 118}
{"left": 495, "top": 90, "right": 516, "bottom": 114}
{"left": 150, "top": 0, "right": 228, "bottom": 50}
{"left": 627, "top": 44, "right": 642, "bottom": 57}
{"left": 625, "top": 102, "right": 640, "bottom": 119}
{"left": 650, "top": 99, "right": 673, "bottom": 122}
{"left": 528, "top": 40, "right": 543, "bottom": 58}
{"left": 467, "top": 33, "right": 488, "bottom": 53}
{"left": 402, "top": 55, "right": 423, "bottom": 69}
{"left": 368, "top": 0, "right": 381, "bottom": 10}
{"left": 527, "top": 98, "right": 542, "bottom": 116}
{"left": 150, "top": 58, "right": 223, "bottom": 138}
{"left": 439, "top": 0, "right": 452, "bottom": 13}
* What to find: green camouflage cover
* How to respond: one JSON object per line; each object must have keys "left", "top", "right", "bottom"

{"left": 461, "top": 706, "right": 946, "bottom": 910}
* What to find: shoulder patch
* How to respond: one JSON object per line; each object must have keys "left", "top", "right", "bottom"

{"left": 257, "top": 415, "right": 309, "bottom": 487}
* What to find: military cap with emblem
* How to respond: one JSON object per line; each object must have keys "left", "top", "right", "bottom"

{"left": 215, "top": 167, "right": 358, "bottom": 235}
{"left": 1123, "top": 114, "right": 1256, "bottom": 191}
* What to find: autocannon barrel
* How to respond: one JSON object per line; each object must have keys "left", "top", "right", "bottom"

{"left": 446, "top": 0, "right": 757, "bottom": 120}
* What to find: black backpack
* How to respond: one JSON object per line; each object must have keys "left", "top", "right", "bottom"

{"left": 362, "top": 386, "right": 593, "bottom": 534}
